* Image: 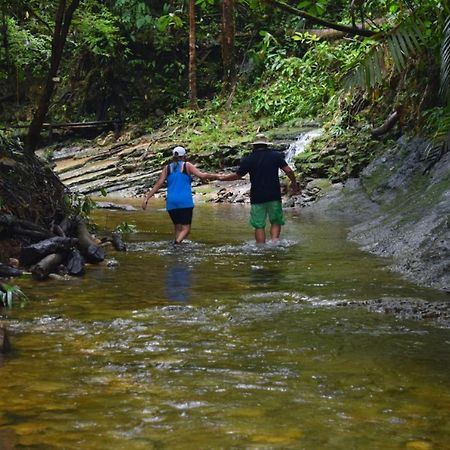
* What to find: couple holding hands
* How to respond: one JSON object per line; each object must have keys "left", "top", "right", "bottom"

{"left": 142, "top": 134, "right": 300, "bottom": 244}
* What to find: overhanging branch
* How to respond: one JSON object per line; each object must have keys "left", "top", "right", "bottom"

{"left": 263, "top": 0, "right": 379, "bottom": 38}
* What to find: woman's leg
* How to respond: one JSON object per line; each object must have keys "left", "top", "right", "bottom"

{"left": 174, "top": 224, "right": 183, "bottom": 242}
{"left": 175, "top": 224, "right": 191, "bottom": 243}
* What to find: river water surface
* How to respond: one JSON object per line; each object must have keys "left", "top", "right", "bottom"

{"left": 1, "top": 201, "right": 449, "bottom": 449}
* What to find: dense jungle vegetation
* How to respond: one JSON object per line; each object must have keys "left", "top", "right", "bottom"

{"left": 0, "top": 0, "right": 449, "bottom": 166}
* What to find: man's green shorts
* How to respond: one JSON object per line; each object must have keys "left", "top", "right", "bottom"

{"left": 250, "top": 201, "right": 285, "bottom": 229}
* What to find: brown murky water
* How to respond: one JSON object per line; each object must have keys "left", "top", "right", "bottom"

{"left": 1, "top": 200, "right": 449, "bottom": 449}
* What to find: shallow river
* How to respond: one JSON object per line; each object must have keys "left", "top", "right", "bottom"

{"left": 1, "top": 200, "right": 449, "bottom": 449}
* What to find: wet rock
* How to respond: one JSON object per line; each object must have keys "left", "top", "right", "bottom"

{"left": 336, "top": 298, "right": 450, "bottom": 327}
{"left": 308, "top": 137, "right": 450, "bottom": 292}
{"left": 96, "top": 201, "right": 138, "bottom": 211}
{"left": 105, "top": 258, "right": 120, "bottom": 268}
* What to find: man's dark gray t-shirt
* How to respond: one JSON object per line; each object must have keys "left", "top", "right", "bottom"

{"left": 236, "top": 149, "right": 288, "bottom": 204}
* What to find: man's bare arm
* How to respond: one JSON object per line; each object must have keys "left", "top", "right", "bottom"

{"left": 281, "top": 165, "right": 300, "bottom": 194}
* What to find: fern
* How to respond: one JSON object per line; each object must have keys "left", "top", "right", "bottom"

{"left": 440, "top": 17, "right": 450, "bottom": 101}
{"left": 343, "top": 17, "right": 426, "bottom": 91}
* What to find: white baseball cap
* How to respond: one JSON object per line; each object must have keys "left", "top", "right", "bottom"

{"left": 173, "top": 146, "right": 186, "bottom": 156}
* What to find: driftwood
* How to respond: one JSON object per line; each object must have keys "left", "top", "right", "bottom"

{"left": 111, "top": 232, "right": 127, "bottom": 252}
{"left": 0, "top": 326, "right": 11, "bottom": 353}
{"left": 66, "top": 248, "right": 85, "bottom": 276}
{"left": 371, "top": 111, "right": 399, "bottom": 137}
{"left": 31, "top": 253, "right": 65, "bottom": 281}
{"left": 20, "top": 236, "right": 77, "bottom": 266}
{"left": 0, "top": 263, "right": 22, "bottom": 278}
{"left": 0, "top": 214, "right": 52, "bottom": 235}
{"left": 11, "top": 226, "right": 52, "bottom": 241}
{"left": 76, "top": 221, "right": 105, "bottom": 263}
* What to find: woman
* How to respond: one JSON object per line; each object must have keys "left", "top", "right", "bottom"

{"left": 142, "top": 146, "right": 218, "bottom": 244}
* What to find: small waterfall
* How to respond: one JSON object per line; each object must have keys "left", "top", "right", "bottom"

{"left": 284, "top": 128, "right": 323, "bottom": 165}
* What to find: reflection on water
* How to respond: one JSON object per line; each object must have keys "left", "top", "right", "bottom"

{"left": 0, "top": 201, "right": 449, "bottom": 450}
{"left": 165, "top": 262, "right": 193, "bottom": 302}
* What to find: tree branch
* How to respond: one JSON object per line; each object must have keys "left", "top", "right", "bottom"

{"left": 263, "top": 0, "right": 378, "bottom": 38}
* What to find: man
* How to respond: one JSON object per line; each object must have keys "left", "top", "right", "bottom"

{"left": 218, "top": 133, "right": 300, "bottom": 243}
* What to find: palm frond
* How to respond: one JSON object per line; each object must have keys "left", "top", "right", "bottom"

{"left": 439, "top": 17, "right": 450, "bottom": 101}
{"left": 344, "top": 16, "right": 426, "bottom": 91}
{"left": 343, "top": 45, "right": 385, "bottom": 91}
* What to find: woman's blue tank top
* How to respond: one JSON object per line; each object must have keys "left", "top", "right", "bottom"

{"left": 166, "top": 161, "right": 194, "bottom": 210}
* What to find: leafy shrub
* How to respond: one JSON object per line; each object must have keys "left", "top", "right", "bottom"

{"left": 248, "top": 38, "right": 357, "bottom": 125}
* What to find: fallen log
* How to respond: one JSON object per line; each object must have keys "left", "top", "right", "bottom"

{"left": 0, "top": 263, "right": 23, "bottom": 278}
{"left": 31, "top": 253, "right": 65, "bottom": 281}
{"left": 111, "top": 232, "right": 127, "bottom": 252}
{"left": 66, "top": 248, "right": 85, "bottom": 276}
{"left": 20, "top": 236, "right": 78, "bottom": 266}
{"left": 76, "top": 221, "right": 105, "bottom": 263}
{"left": 0, "top": 214, "right": 52, "bottom": 235}
{"left": 371, "top": 111, "right": 399, "bottom": 137}
{"left": 11, "top": 225, "right": 52, "bottom": 241}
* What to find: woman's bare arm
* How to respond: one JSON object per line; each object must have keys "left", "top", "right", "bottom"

{"left": 142, "top": 166, "right": 168, "bottom": 210}
{"left": 185, "top": 162, "right": 220, "bottom": 180}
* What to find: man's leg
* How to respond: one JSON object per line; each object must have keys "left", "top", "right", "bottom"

{"left": 255, "top": 228, "right": 266, "bottom": 244}
{"left": 268, "top": 201, "right": 285, "bottom": 242}
{"left": 250, "top": 204, "right": 267, "bottom": 243}
{"left": 270, "top": 224, "right": 281, "bottom": 242}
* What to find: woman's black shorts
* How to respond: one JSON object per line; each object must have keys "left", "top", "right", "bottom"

{"left": 168, "top": 207, "right": 193, "bottom": 225}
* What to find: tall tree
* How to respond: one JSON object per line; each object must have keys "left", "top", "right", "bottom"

{"left": 188, "top": 0, "right": 198, "bottom": 109}
{"left": 26, "top": 0, "right": 80, "bottom": 154}
{"left": 221, "top": 0, "right": 235, "bottom": 93}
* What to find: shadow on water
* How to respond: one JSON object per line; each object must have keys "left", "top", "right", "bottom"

{"left": 1, "top": 202, "right": 449, "bottom": 449}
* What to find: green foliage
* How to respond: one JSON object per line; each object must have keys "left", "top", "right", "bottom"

{"left": 64, "top": 193, "right": 97, "bottom": 220}
{"left": 74, "top": 7, "right": 126, "bottom": 58}
{"left": 248, "top": 38, "right": 353, "bottom": 124}
{"left": 114, "top": 221, "right": 137, "bottom": 233}
{"left": 297, "top": 0, "right": 329, "bottom": 16}
{"left": 422, "top": 105, "right": 450, "bottom": 140}
{"left": 440, "top": 17, "right": 450, "bottom": 100}
{"left": 0, "top": 284, "right": 27, "bottom": 309}
{"left": 4, "top": 17, "right": 51, "bottom": 80}
{"left": 343, "top": 18, "right": 427, "bottom": 91}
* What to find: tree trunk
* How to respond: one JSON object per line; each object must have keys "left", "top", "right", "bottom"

{"left": 221, "top": 0, "right": 235, "bottom": 93}
{"left": 26, "top": 0, "right": 81, "bottom": 154}
{"left": 188, "top": 0, "right": 198, "bottom": 109}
